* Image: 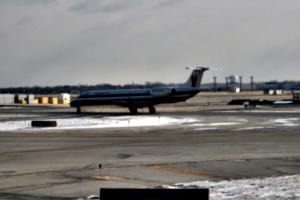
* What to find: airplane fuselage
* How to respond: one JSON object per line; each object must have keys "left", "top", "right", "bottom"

{"left": 70, "top": 67, "right": 209, "bottom": 113}
{"left": 70, "top": 88, "right": 199, "bottom": 108}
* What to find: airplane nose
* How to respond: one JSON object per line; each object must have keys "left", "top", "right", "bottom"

{"left": 70, "top": 100, "right": 77, "bottom": 107}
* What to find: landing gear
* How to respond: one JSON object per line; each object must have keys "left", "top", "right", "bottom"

{"left": 76, "top": 107, "right": 81, "bottom": 113}
{"left": 149, "top": 106, "right": 156, "bottom": 114}
{"left": 129, "top": 107, "right": 138, "bottom": 114}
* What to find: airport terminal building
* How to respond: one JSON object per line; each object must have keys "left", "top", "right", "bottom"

{"left": 201, "top": 82, "right": 300, "bottom": 92}
{"left": 255, "top": 82, "right": 300, "bottom": 91}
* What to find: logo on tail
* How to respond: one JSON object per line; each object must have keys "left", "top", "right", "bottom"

{"left": 191, "top": 74, "right": 198, "bottom": 87}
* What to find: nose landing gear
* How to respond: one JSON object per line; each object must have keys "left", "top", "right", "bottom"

{"left": 129, "top": 107, "right": 138, "bottom": 114}
{"left": 149, "top": 106, "right": 156, "bottom": 114}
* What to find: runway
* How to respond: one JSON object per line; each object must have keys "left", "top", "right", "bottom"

{"left": 0, "top": 103, "right": 300, "bottom": 199}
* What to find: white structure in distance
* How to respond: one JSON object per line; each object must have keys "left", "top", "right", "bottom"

{"left": 229, "top": 75, "right": 239, "bottom": 84}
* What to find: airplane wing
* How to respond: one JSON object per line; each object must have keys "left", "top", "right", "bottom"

{"left": 108, "top": 100, "right": 153, "bottom": 108}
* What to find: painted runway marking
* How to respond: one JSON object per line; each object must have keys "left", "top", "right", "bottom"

{"left": 91, "top": 176, "right": 123, "bottom": 180}
{"left": 144, "top": 165, "right": 226, "bottom": 179}
{"left": 1, "top": 156, "right": 299, "bottom": 179}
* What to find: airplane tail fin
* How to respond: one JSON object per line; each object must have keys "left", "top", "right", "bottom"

{"left": 181, "top": 67, "right": 209, "bottom": 89}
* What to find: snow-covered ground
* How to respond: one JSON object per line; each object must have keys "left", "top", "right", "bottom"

{"left": 212, "top": 108, "right": 300, "bottom": 113}
{"left": 0, "top": 115, "right": 299, "bottom": 131}
{"left": 77, "top": 175, "right": 300, "bottom": 200}
{"left": 0, "top": 116, "right": 197, "bottom": 130}
{"left": 161, "top": 175, "right": 300, "bottom": 200}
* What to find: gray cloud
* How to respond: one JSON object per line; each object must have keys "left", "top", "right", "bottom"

{"left": 1, "top": 0, "right": 300, "bottom": 87}
{"left": 69, "top": 1, "right": 141, "bottom": 14}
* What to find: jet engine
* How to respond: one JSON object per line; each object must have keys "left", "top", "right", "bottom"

{"left": 150, "top": 87, "right": 176, "bottom": 97}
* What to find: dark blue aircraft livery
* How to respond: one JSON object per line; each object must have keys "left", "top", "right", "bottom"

{"left": 70, "top": 67, "right": 209, "bottom": 114}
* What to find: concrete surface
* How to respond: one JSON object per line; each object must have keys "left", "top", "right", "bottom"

{"left": 0, "top": 95, "right": 299, "bottom": 199}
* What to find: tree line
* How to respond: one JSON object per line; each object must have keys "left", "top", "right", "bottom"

{"left": 0, "top": 82, "right": 176, "bottom": 94}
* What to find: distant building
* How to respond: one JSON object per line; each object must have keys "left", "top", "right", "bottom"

{"left": 263, "top": 89, "right": 284, "bottom": 95}
{"left": 0, "top": 94, "right": 15, "bottom": 104}
{"left": 230, "top": 87, "right": 240, "bottom": 93}
{"left": 256, "top": 82, "right": 300, "bottom": 90}
{"left": 229, "top": 75, "right": 239, "bottom": 84}
{"left": 200, "top": 83, "right": 253, "bottom": 91}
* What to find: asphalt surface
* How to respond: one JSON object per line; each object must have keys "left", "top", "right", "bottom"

{"left": 0, "top": 102, "right": 300, "bottom": 199}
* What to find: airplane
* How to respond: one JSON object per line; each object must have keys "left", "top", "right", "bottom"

{"left": 70, "top": 67, "right": 209, "bottom": 114}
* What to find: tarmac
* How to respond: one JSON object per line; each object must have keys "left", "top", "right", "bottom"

{"left": 0, "top": 92, "right": 300, "bottom": 199}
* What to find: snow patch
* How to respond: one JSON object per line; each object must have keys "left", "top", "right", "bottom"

{"left": 234, "top": 127, "right": 265, "bottom": 131}
{"left": 0, "top": 116, "right": 198, "bottom": 131}
{"left": 264, "top": 118, "right": 300, "bottom": 127}
{"left": 161, "top": 175, "right": 300, "bottom": 200}
{"left": 188, "top": 122, "right": 240, "bottom": 126}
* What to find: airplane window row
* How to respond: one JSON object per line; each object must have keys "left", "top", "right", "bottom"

{"left": 79, "top": 92, "right": 151, "bottom": 98}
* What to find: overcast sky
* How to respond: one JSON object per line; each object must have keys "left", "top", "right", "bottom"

{"left": 1, "top": 0, "right": 300, "bottom": 87}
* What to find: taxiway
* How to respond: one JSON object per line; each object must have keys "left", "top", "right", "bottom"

{"left": 0, "top": 96, "right": 299, "bottom": 199}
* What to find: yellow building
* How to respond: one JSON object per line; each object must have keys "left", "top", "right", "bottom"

{"left": 18, "top": 99, "right": 26, "bottom": 104}
{"left": 49, "top": 97, "right": 58, "bottom": 104}
{"left": 59, "top": 99, "right": 69, "bottom": 104}
{"left": 58, "top": 93, "right": 70, "bottom": 104}
{"left": 39, "top": 97, "right": 48, "bottom": 104}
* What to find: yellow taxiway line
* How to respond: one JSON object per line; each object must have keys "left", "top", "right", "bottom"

{"left": 144, "top": 165, "right": 226, "bottom": 179}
